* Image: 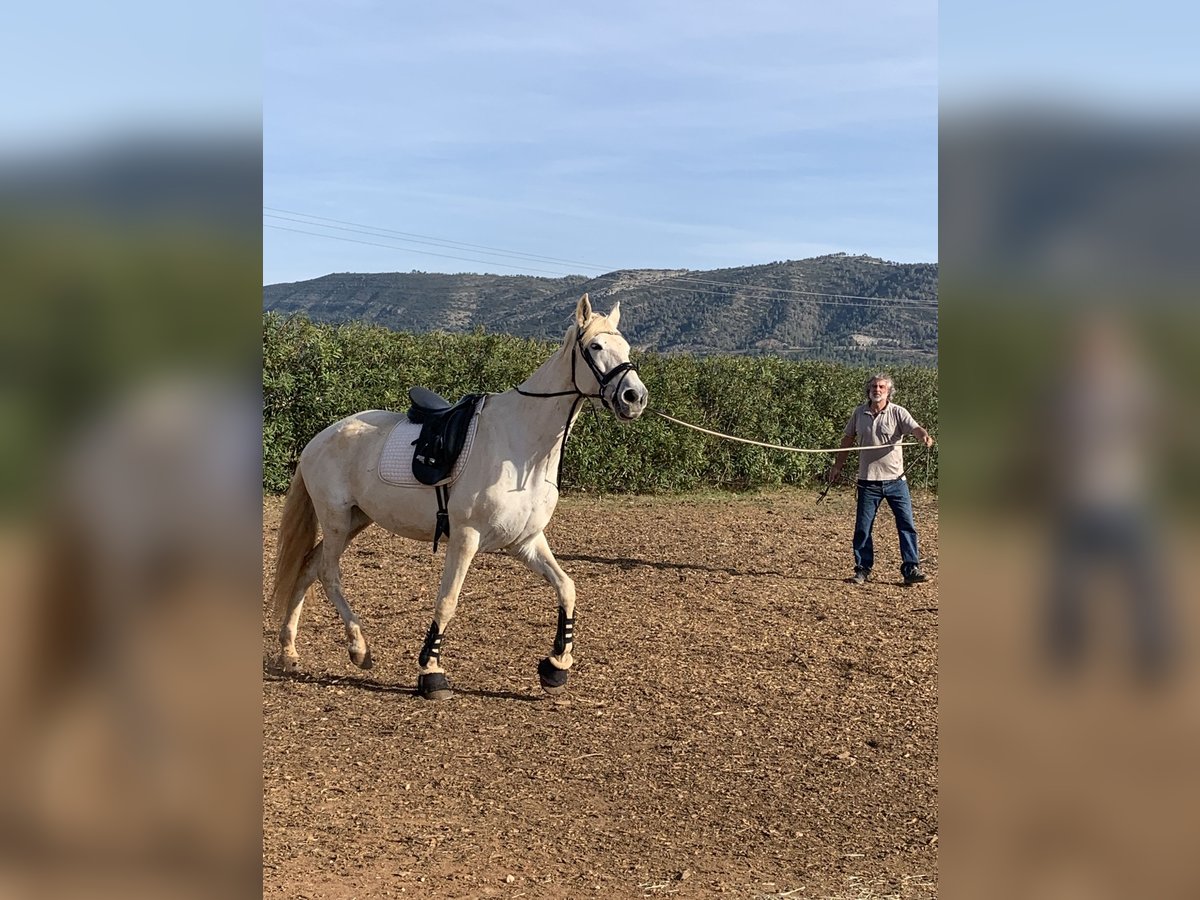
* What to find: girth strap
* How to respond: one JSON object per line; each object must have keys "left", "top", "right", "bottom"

{"left": 432, "top": 484, "right": 450, "bottom": 553}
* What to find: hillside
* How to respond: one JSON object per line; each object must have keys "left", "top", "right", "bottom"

{"left": 263, "top": 254, "right": 937, "bottom": 366}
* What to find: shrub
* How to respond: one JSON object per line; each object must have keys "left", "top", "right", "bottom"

{"left": 262, "top": 314, "right": 937, "bottom": 495}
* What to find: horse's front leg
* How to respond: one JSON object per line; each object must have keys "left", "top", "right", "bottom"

{"left": 511, "top": 532, "right": 576, "bottom": 695}
{"left": 417, "top": 526, "right": 480, "bottom": 701}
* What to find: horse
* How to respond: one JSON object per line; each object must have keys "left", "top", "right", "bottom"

{"left": 269, "top": 295, "right": 649, "bottom": 700}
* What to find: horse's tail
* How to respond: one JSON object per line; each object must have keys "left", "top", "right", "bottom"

{"left": 271, "top": 468, "right": 318, "bottom": 622}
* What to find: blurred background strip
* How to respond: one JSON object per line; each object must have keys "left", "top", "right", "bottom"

{"left": 941, "top": 2, "right": 1200, "bottom": 898}
{"left": 0, "top": 2, "right": 262, "bottom": 898}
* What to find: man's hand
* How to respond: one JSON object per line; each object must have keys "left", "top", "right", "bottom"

{"left": 826, "top": 465, "right": 842, "bottom": 485}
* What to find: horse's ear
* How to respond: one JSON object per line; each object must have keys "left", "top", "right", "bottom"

{"left": 608, "top": 301, "right": 621, "bottom": 329}
{"left": 574, "top": 294, "right": 592, "bottom": 328}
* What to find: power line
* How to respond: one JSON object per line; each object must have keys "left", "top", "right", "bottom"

{"left": 264, "top": 224, "right": 580, "bottom": 277}
{"left": 265, "top": 223, "right": 937, "bottom": 313}
{"left": 587, "top": 280, "right": 940, "bottom": 313}
{"left": 265, "top": 207, "right": 938, "bottom": 308}
{"left": 264, "top": 208, "right": 605, "bottom": 271}
{"left": 641, "top": 274, "right": 938, "bottom": 307}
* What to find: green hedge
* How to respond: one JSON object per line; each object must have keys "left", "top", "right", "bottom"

{"left": 263, "top": 314, "right": 938, "bottom": 495}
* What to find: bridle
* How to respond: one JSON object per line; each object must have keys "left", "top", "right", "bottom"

{"left": 517, "top": 327, "right": 638, "bottom": 408}
{"left": 514, "top": 324, "right": 641, "bottom": 488}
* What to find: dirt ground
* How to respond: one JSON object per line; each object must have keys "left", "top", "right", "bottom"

{"left": 262, "top": 489, "right": 938, "bottom": 899}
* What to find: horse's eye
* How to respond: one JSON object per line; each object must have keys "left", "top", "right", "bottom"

{"left": 590, "top": 342, "right": 602, "bottom": 351}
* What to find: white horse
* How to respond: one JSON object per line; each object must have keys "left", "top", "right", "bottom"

{"left": 270, "top": 295, "right": 649, "bottom": 699}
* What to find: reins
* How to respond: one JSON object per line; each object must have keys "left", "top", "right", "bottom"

{"left": 650, "top": 409, "right": 917, "bottom": 454}
{"left": 652, "top": 408, "right": 930, "bottom": 504}
{"left": 510, "top": 335, "right": 928, "bottom": 493}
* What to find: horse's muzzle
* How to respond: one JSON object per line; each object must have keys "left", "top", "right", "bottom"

{"left": 612, "top": 376, "right": 649, "bottom": 422}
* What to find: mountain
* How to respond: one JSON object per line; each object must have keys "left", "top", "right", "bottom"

{"left": 263, "top": 254, "right": 938, "bottom": 366}
{"left": 941, "top": 109, "right": 1200, "bottom": 290}
{"left": 1, "top": 134, "right": 260, "bottom": 232}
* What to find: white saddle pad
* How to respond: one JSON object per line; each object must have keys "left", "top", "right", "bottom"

{"left": 377, "top": 397, "right": 485, "bottom": 487}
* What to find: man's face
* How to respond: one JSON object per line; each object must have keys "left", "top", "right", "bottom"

{"left": 868, "top": 380, "right": 892, "bottom": 404}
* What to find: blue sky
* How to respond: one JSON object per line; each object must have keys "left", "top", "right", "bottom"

{"left": 940, "top": 1, "right": 1200, "bottom": 112}
{"left": 264, "top": 0, "right": 937, "bottom": 284}
{"left": 1, "top": 0, "right": 259, "bottom": 149}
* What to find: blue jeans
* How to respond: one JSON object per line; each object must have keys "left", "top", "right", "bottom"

{"left": 1047, "top": 507, "right": 1170, "bottom": 677}
{"left": 854, "top": 478, "right": 920, "bottom": 575}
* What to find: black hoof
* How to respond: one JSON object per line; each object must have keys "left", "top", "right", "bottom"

{"left": 538, "top": 657, "right": 570, "bottom": 695}
{"left": 417, "top": 672, "right": 454, "bottom": 701}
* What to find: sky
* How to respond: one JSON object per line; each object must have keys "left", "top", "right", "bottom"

{"left": 940, "top": 1, "right": 1200, "bottom": 113}
{"left": 263, "top": 0, "right": 937, "bottom": 284}
{"left": 5, "top": 2, "right": 1194, "bottom": 286}
{"left": 1, "top": 0, "right": 259, "bottom": 149}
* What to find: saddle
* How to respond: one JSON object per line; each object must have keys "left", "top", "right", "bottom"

{"left": 406, "top": 387, "right": 485, "bottom": 552}
{"left": 406, "top": 388, "right": 485, "bottom": 484}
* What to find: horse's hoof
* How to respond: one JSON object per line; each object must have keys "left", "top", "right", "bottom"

{"left": 417, "top": 672, "right": 454, "bottom": 701}
{"left": 279, "top": 652, "right": 300, "bottom": 674}
{"left": 349, "top": 644, "right": 373, "bottom": 669}
{"left": 538, "top": 657, "right": 570, "bottom": 695}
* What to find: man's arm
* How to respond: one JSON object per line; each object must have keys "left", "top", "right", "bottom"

{"left": 911, "top": 425, "right": 935, "bottom": 449}
{"left": 828, "top": 433, "right": 856, "bottom": 483}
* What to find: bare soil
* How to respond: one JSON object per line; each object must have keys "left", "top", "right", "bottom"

{"left": 262, "top": 490, "right": 938, "bottom": 899}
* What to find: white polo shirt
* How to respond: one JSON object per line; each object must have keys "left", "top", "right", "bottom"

{"left": 843, "top": 401, "right": 921, "bottom": 481}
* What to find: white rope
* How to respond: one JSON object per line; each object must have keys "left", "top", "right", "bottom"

{"left": 652, "top": 409, "right": 917, "bottom": 454}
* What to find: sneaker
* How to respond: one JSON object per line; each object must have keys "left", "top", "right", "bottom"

{"left": 903, "top": 567, "right": 929, "bottom": 585}
{"left": 852, "top": 568, "right": 871, "bottom": 585}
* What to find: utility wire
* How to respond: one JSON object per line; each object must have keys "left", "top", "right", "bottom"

{"left": 265, "top": 206, "right": 938, "bottom": 308}
{"left": 266, "top": 223, "right": 935, "bottom": 313}
{"left": 264, "top": 209, "right": 604, "bottom": 271}
{"left": 264, "top": 224, "right": 576, "bottom": 277}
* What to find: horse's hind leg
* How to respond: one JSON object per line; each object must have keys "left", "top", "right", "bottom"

{"left": 314, "top": 509, "right": 375, "bottom": 669}
{"left": 280, "top": 512, "right": 373, "bottom": 671}
{"left": 278, "top": 549, "right": 319, "bottom": 672}
{"left": 416, "top": 526, "right": 481, "bottom": 700}
{"left": 510, "top": 531, "right": 576, "bottom": 695}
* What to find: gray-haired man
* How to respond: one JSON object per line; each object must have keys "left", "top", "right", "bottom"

{"left": 828, "top": 374, "right": 934, "bottom": 585}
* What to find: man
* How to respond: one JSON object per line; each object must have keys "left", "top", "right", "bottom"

{"left": 828, "top": 373, "right": 935, "bottom": 585}
{"left": 1042, "top": 313, "right": 1170, "bottom": 681}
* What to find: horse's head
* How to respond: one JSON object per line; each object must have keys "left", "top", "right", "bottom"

{"left": 572, "top": 294, "right": 649, "bottom": 422}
